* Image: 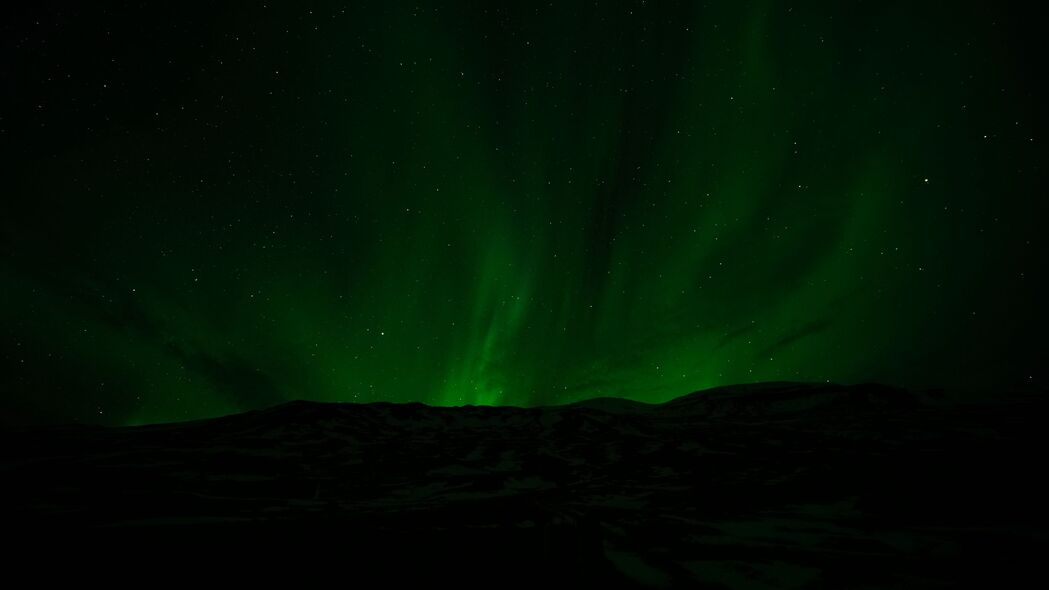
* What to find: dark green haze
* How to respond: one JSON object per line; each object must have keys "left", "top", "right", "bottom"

{"left": 2, "top": 2, "right": 1046, "bottom": 425}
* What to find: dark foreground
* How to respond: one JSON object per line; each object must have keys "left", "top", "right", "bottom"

{"left": 2, "top": 383, "right": 1046, "bottom": 587}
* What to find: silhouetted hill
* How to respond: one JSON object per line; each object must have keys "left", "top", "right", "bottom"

{"left": 2, "top": 382, "right": 1046, "bottom": 587}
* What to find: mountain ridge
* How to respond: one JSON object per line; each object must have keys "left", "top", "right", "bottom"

{"left": 1, "top": 381, "right": 1045, "bottom": 586}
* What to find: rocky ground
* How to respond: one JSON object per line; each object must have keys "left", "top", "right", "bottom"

{"left": 2, "top": 382, "right": 1046, "bottom": 587}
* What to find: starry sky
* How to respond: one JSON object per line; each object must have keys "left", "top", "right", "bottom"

{"left": 2, "top": 1, "right": 1046, "bottom": 425}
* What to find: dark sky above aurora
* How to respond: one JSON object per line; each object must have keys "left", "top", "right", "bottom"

{"left": 2, "top": 2, "right": 1046, "bottom": 425}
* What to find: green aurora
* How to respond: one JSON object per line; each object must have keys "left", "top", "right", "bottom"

{"left": 2, "top": 1, "right": 1046, "bottom": 425}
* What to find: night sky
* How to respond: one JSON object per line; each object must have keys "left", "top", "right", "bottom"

{"left": 2, "top": 2, "right": 1046, "bottom": 426}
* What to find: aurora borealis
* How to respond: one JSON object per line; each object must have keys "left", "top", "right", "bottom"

{"left": 2, "top": 1, "right": 1046, "bottom": 425}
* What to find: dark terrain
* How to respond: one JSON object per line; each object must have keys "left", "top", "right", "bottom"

{"left": 2, "top": 382, "right": 1046, "bottom": 587}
